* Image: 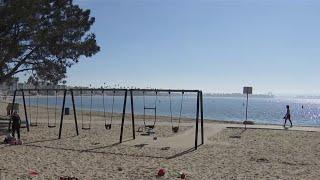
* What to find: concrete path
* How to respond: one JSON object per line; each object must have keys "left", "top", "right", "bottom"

{"left": 123, "top": 122, "right": 320, "bottom": 148}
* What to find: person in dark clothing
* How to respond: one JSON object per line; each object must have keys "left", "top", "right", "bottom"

{"left": 11, "top": 111, "right": 21, "bottom": 139}
{"left": 283, "top": 105, "right": 292, "bottom": 127}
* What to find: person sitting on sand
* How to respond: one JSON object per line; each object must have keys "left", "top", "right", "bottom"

{"left": 283, "top": 105, "right": 292, "bottom": 127}
{"left": 11, "top": 111, "right": 21, "bottom": 140}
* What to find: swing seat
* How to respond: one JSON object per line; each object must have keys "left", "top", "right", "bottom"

{"left": 140, "top": 132, "right": 151, "bottom": 136}
{"left": 48, "top": 125, "right": 56, "bottom": 128}
{"left": 147, "top": 128, "right": 155, "bottom": 134}
{"left": 145, "top": 125, "right": 155, "bottom": 129}
{"left": 30, "top": 123, "right": 38, "bottom": 127}
{"left": 172, "top": 126, "right": 179, "bottom": 133}
{"left": 82, "top": 127, "right": 91, "bottom": 130}
{"left": 105, "top": 124, "right": 112, "bottom": 130}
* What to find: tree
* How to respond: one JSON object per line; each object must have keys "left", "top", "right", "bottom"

{"left": 5, "top": 76, "right": 18, "bottom": 87}
{"left": 26, "top": 76, "right": 39, "bottom": 87}
{"left": 0, "top": 0, "right": 100, "bottom": 84}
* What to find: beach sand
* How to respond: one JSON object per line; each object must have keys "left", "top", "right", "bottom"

{"left": 1, "top": 101, "right": 320, "bottom": 179}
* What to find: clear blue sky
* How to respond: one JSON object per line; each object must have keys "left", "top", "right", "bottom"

{"left": 57, "top": 0, "right": 320, "bottom": 94}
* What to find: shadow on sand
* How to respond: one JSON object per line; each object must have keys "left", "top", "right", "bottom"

{"left": 9, "top": 137, "right": 200, "bottom": 160}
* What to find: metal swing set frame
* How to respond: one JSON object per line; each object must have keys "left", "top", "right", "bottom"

{"left": 8, "top": 88, "right": 204, "bottom": 149}
{"left": 130, "top": 89, "right": 204, "bottom": 149}
{"left": 8, "top": 89, "right": 66, "bottom": 132}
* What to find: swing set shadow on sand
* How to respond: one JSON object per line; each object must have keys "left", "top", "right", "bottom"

{"left": 9, "top": 88, "right": 204, "bottom": 150}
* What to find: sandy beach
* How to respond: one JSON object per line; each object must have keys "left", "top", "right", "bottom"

{"left": 1, "top": 101, "right": 320, "bottom": 179}
{"left": 3, "top": 0, "right": 320, "bottom": 179}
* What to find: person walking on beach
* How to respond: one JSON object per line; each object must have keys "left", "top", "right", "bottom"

{"left": 283, "top": 105, "right": 292, "bottom": 127}
{"left": 11, "top": 111, "right": 21, "bottom": 140}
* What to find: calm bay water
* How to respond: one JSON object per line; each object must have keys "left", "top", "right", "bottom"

{"left": 16, "top": 95, "right": 320, "bottom": 126}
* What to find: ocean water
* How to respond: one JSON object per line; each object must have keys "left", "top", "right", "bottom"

{"left": 15, "top": 95, "right": 320, "bottom": 126}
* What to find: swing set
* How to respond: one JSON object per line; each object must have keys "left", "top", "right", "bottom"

{"left": 169, "top": 91, "right": 184, "bottom": 133}
{"left": 27, "top": 89, "right": 60, "bottom": 128}
{"left": 79, "top": 89, "right": 118, "bottom": 131}
{"left": 130, "top": 89, "right": 204, "bottom": 149}
{"left": 139, "top": 90, "right": 185, "bottom": 133}
{"left": 63, "top": 88, "right": 129, "bottom": 143}
{"left": 8, "top": 89, "right": 67, "bottom": 132}
{"left": 9, "top": 88, "right": 204, "bottom": 149}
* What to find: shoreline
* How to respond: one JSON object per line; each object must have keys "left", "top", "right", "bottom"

{"left": 1, "top": 101, "right": 319, "bottom": 128}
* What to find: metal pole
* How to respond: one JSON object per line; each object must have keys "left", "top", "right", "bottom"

{"left": 120, "top": 90, "right": 128, "bottom": 143}
{"left": 195, "top": 91, "right": 200, "bottom": 150}
{"left": 8, "top": 90, "right": 17, "bottom": 131}
{"left": 200, "top": 91, "right": 204, "bottom": 145}
{"left": 245, "top": 93, "right": 249, "bottom": 129}
{"left": 245, "top": 93, "right": 249, "bottom": 121}
{"left": 130, "top": 90, "right": 135, "bottom": 139}
{"left": 22, "top": 90, "right": 29, "bottom": 132}
{"left": 58, "top": 90, "right": 67, "bottom": 139}
{"left": 71, "top": 90, "right": 79, "bottom": 136}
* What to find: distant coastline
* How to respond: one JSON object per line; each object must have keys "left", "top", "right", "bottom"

{"left": 204, "top": 93, "right": 274, "bottom": 98}
{"left": 295, "top": 95, "right": 320, "bottom": 99}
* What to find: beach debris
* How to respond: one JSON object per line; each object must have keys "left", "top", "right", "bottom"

{"left": 4, "top": 136, "right": 23, "bottom": 145}
{"left": 159, "top": 163, "right": 187, "bottom": 178}
{"left": 160, "top": 147, "right": 170, "bottom": 151}
{"left": 153, "top": 136, "right": 157, "bottom": 140}
{"left": 172, "top": 169, "right": 186, "bottom": 179}
{"left": 229, "top": 135, "right": 241, "bottom": 139}
{"left": 256, "top": 158, "right": 269, "bottom": 163}
{"left": 3, "top": 134, "right": 14, "bottom": 144}
{"left": 16, "top": 139, "right": 23, "bottom": 145}
{"left": 29, "top": 170, "right": 39, "bottom": 176}
{"left": 159, "top": 163, "right": 167, "bottom": 168}
{"left": 180, "top": 172, "right": 186, "bottom": 179}
{"left": 60, "top": 176, "right": 79, "bottom": 180}
{"left": 157, "top": 168, "right": 166, "bottom": 177}
{"left": 134, "top": 143, "right": 148, "bottom": 148}
{"left": 250, "top": 157, "right": 269, "bottom": 163}
{"left": 117, "top": 167, "right": 123, "bottom": 171}
{"left": 15, "top": 139, "right": 22, "bottom": 145}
